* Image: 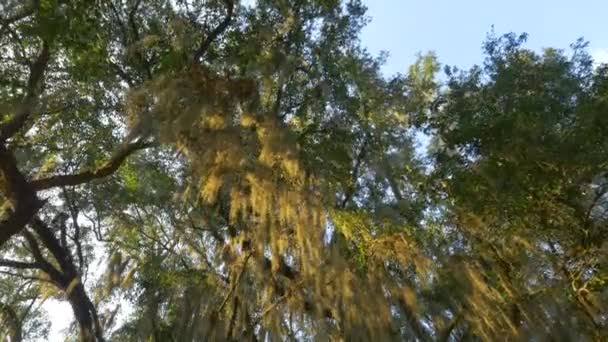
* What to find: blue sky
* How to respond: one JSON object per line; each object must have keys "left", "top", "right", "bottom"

{"left": 361, "top": 0, "right": 608, "bottom": 75}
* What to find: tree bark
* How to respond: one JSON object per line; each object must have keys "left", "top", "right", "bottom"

{"left": 0, "top": 145, "right": 41, "bottom": 246}
{"left": 28, "top": 219, "right": 104, "bottom": 341}
{"left": 64, "top": 281, "right": 105, "bottom": 342}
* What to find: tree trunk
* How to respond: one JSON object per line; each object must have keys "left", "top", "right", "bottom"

{"left": 67, "top": 283, "right": 97, "bottom": 342}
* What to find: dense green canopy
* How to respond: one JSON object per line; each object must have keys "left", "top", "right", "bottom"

{"left": 0, "top": 1, "right": 606, "bottom": 341}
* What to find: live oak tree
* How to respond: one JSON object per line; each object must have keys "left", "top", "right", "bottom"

{"left": 421, "top": 33, "right": 608, "bottom": 340}
{"left": 0, "top": 1, "right": 607, "bottom": 341}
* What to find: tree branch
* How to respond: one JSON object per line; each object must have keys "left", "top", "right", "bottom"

{"left": 438, "top": 310, "right": 463, "bottom": 342}
{"left": 27, "top": 218, "right": 105, "bottom": 340}
{"left": 63, "top": 188, "right": 85, "bottom": 273}
{"left": 0, "top": 40, "right": 50, "bottom": 142}
{"left": 127, "top": 0, "right": 152, "bottom": 80}
{"left": 30, "top": 218, "right": 73, "bottom": 275}
{"left": 22, "top": 229, "right": 63, "bottom": 283}
{"left": 0, "top": 270, "right": 49, "bottom": 283}
{"left": 192, "top": 0, "right": 234, "bottom": 63}
{"left": 0, "top": 145, "right": 42, "bottom": 247}
{"left": 341, "top": 134, "right": 369, "bottom": 208}
{"left": 0, "top": 1, "right": 37, "bottom": 37}
{"left": 31, "top": 140, "right": 155, "bottom": 191}
{"left": 0, "top": 259, "right": 38, "bottom": 269}
{"left": 218, "top": 253, "right": 251, "bottom": 314}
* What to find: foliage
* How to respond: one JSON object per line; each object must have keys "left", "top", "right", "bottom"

{"left": 0, "top": 1, "right": 607, "bottom": 341}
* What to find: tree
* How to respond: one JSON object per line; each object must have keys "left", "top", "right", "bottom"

{"left": 423, "top": 33, "right": 608, "bottom": 340}
{"left": 1, "top": 1, "right": 607, "bottom": 341}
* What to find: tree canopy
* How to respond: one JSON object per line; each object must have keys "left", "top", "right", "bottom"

{"left": 0, "top": 1, "right": 607, "bottom": 341}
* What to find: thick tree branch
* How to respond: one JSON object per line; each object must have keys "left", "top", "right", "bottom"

{"left": 341, "top": 135, "right": 369, "bottom": 208}
{"left": 192, "top": 0, "right": 234, "bottom": 63}
{"left": 22, "top": 229, "right": 63, "bottom": 283}
{"left": 0, "top": 259, "right": 38, "bottom": 269}
{"left": 28, "top": 218, "right": 104, "bottom": 341}
{"left": 0, "top": 40, "right": 50, "bottom": 142}
{"left": 0, "top": 145, "right": 41, "bottom": 247}
{"left": 127, "top": 0, "right": 153, "bottom": 80}
{"left": 30, "top": 218, "right": 73, "bottom": 274}
{"left": 31, "top": 140, "right": 155, "bottom": 191}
